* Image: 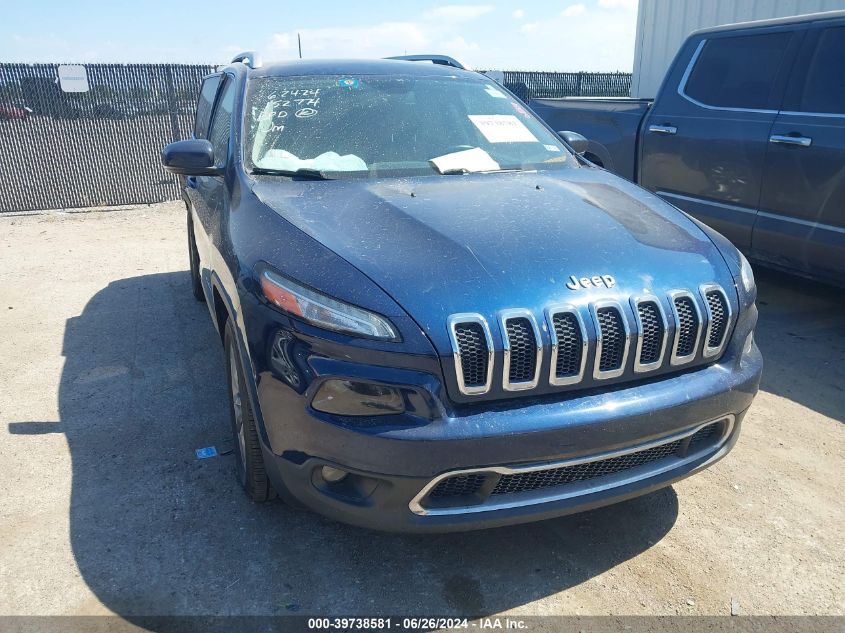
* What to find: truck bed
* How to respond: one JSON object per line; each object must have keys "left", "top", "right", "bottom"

{"left": 529, "top": 97, "right": 652, "bottom": 181}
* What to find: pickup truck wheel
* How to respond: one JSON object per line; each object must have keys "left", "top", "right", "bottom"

{"left": 224, "top": 320, "right": 277, "bottom": 502}
{"left": 187, "top": 212, "right": 204, "bottom": 302}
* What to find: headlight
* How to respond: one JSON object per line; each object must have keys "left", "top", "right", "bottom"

{"left": 260, "top": 269, "right": 399, "bottom": 340}
{"left": 738, "top": 251, "right": 755, "bottom": 294}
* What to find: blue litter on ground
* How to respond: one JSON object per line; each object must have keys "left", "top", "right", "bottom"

{"left": 195, "top": 446, "right": 218, "bottom": 459}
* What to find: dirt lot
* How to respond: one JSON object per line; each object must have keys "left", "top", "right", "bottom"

{"left": 0, "top": 203, "right": 842, "bottom": 619}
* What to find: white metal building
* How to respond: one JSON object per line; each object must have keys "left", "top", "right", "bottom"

{"left": 631, "top": 0, "right": 845, "bottom": 98}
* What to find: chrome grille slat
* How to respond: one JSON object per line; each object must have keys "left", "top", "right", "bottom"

{"left": 505, "top": 319, "right": 537, "bottom": 382}
{"left": 545, "top": 305, "right": 588, "bottom": 386}
{"left": 631, "top": 295, "right": 668, "bottom": 372}
{"left": 700, "top": 284, "right": 732, "bottom": 358}
{"left": 447, "top": 313, "right": 494, "bottom": 395}
{"left": 591, "top": 301, "right": 630, "bottom": 380}
{"left": 669, "top": 290, "right": 703, "bottom": 365}
{"left": 500, "top": 309, "right": 542, "bottom": 391}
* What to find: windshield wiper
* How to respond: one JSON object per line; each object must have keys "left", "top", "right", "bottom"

{"left": 250, "top": 167, "right": 333, "bottom": 180}
{"left": 439, "top": 167, "right": 525, "bottom": 175}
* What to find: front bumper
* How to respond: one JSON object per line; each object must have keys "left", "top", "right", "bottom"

{"left": 265, "top": 413, "right": 743, "bottom": 532}
{"left": 257, "top": 340, "right": 762, "bottom": 532}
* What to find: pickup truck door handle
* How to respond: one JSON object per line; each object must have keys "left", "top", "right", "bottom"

{"left": 648, "top": 124, "right": 677, "bottom": 135}
{"left": 769, "top": 134, "right": 812, "bottom": 147}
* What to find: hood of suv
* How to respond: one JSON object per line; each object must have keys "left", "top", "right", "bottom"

{"left": 252, "top": 169, "right": 734, "bottom": 358}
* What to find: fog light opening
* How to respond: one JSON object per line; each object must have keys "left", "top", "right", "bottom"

{"left": 321, "top": 465, "right": 349, "bottom": 483}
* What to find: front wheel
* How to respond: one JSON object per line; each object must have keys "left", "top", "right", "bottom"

{"left": 224, "top": 320, "right": 277, "bottom": 502}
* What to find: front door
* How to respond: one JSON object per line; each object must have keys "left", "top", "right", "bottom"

{"left": 756, "top": 23, "right": 845, "bottom": 284}
{"left": 639, "top": 28, "right": 802, "bottom": 248}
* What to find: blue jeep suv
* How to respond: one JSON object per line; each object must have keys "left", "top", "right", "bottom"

{"left": 162, "top": 54, "right": 763, "bottom": 532}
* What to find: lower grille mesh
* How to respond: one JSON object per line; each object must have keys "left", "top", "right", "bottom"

{"left": 673, "top": 296, "right": 699, "bottom": 357}
{"left": 491, "top": 440, "right": 682, "bottom": 495}
{"left": 454, "top": 323, "right": 488, "bottom": 388}
{"left": 430, "top": 473, "right": 487, "bottom": 498}
{"left": 425, "top": 422, "right": 725, "bottom": 502}
{"left": 687, "top": 421, "right": 719, "bottom": 451}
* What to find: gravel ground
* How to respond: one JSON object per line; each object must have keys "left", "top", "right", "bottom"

{"left": 0, "top": 203, "right": 842, "bottom": 618}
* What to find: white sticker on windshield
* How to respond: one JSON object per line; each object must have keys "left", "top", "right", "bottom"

{"left": 544, "top": 144, "right": 561, "bottom": 152}
{"left": 468, "top": 114, "right": 538, "bottom": 143}
{"left": 484, "top": 85, "right": 507, "bottom": 99}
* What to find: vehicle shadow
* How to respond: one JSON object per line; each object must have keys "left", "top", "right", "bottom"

{"left": 753, "top": 267, "right": 845, "bottom": 423}
{"left": 11, "top": 271, "right": 678, "bottom": 617}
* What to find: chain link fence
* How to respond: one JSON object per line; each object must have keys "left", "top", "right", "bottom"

{"left": 495, "top": 70, "right": 632, "bottom": 101}
{"left": 0, "top": 63, "right": 213, "bottom": 212}
{"left": 0, "top": 63, "right": 630, "bottom": 213}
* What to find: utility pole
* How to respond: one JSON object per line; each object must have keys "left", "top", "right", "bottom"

{"left": 298, "top": 33, "right": 302, "bottom": 59}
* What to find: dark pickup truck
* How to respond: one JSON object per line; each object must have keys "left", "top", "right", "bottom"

{"left": 532, "top": 11, "right": 845, "bottom": 287}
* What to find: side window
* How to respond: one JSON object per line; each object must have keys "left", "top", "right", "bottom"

{"left": 208, "top": 78, "right": 236, "bottom": 167}
{"left": 684, "top": 32, "right": 791, "bottom": 109}
{"left": 798, "top": 27, "right": 845, "bottom": 114}
{"left": 194, "top": 75, "right": 221, "bottom": 139}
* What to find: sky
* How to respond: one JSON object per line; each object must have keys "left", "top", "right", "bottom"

{"left": 1, "top": 0, "right": 639, "bottom": 72}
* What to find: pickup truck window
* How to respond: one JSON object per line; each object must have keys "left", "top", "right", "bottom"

{"left": 684, "top": 32, "right": 791, "bottom": 110}
{"left": 244, "top": 75, "right": 575, "bottom": 178}
{"left": 797, "top": 27, "right": 845, "bottom": 115}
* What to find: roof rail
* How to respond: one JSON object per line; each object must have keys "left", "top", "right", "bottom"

{"left": 231, "top": 51, "right": 262, "bottom": 69}
{"left": 384, "top": 54, "right": 469, "bottom": 70}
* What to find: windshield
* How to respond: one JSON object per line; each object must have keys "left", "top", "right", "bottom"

{"left": 244, "top": 74, "right": 576, "bottom": 178}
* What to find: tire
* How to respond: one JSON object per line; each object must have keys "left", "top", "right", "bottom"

{"left": 224, "top": 319, "right": 277, "bottom": 502}
{"left": 187, "top": 211, "right": 204, "bottom": 302}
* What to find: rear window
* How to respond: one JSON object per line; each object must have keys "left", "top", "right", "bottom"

{"left": 684, "top": 32, "right": 791, "bottom": 110}
{"left": 194, "top": 75, "right": 221, "bottom": 138}
{"left": 798, "top": 27, "right": 845, "bottom": 114}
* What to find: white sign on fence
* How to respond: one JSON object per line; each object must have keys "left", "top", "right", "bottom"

{"left": 57, "top": 65, "right": 89, "bottom": 92}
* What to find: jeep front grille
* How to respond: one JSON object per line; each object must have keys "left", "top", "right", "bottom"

{"left": 446, "top": 284, "right": 733, "bottom": 397}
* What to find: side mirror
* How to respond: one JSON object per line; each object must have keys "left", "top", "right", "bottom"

{"left": 558, "top": 130, "right": 588, "bottom": 156}
{"left": 161, "top": 139, "right": 220, "bottom": 176}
